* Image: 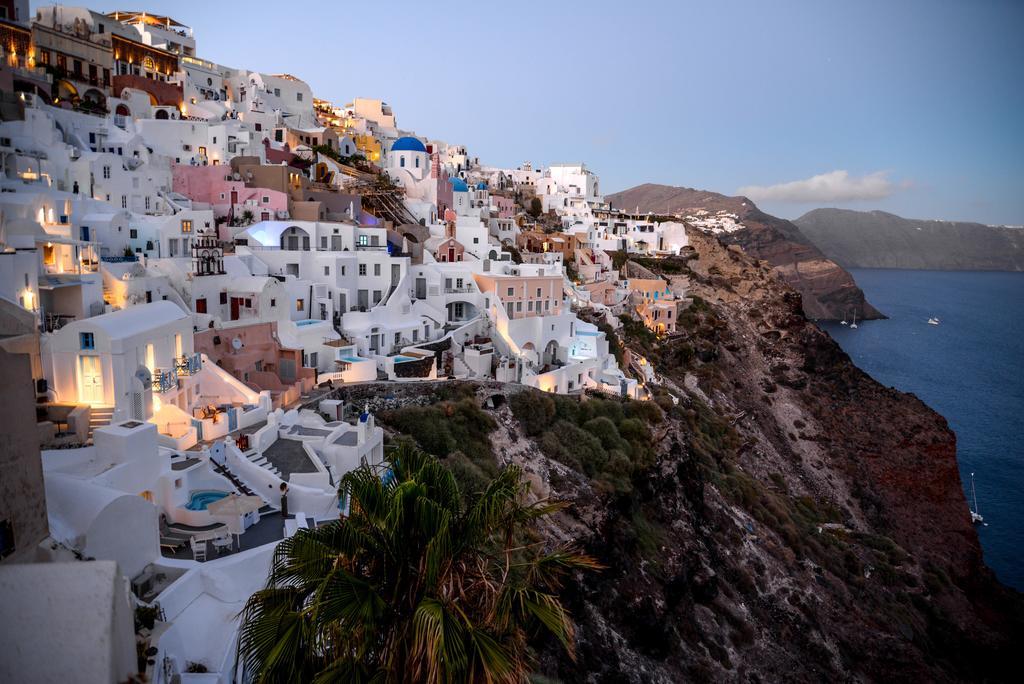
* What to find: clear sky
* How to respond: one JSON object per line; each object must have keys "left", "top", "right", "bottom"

{"left": 50, "top": 0, "right": 1024, "bottom": 224}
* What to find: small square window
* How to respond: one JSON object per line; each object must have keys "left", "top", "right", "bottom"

{"left": 80, "top": 332, "right": 95, "bottom": 350}
{"left": 270, "top": 298, "right": 276, "bottom": 307}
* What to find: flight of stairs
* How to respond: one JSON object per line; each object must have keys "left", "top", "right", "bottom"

{"left": 88, "top": 406, "right": 115, "bottom": 438}
{"left": 453, "top": 357, "right": 473, "bottom": 378}
{"left": 244, "top": 449, "right": 282, "bottom": 477}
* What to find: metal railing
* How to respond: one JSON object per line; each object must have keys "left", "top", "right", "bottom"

{"left": 153, "top": 368, "right": 177, "bottom": 394}
{"left": 175, "top": 353, "right": 202, "bottom": 376}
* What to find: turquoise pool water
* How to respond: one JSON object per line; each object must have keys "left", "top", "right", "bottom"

{"left": 185, "top": 490, "right": 229, "bottom": 511}
{"left": 392, "top": 355, "right": 417, "bottom": 363}
{"left": 340, "top": 356, "right": 364, "bottom": 363}
{"left": 295, "top": 319, "right": 323, "bottom": 327}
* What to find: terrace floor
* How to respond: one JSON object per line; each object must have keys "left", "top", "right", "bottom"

{"left": 160, "top": 510, "right": 285, "bottom": 562}
{"left": 263, "top": 438, "right": 319, "bottom": 481}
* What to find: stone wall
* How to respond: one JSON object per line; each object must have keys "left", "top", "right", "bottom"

{"left": 0, "top": 347, "right": 49, "bottom": 563}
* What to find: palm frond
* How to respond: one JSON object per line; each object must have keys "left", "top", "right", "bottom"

{"left": 411, "top": 596, "right": 469, "bottom": 680}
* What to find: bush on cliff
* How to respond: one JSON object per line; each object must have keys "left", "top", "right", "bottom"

{"left": 510, "top": 390, "right": 663, "bottom": 494}
{"left": 380, "top": 397, "right": 498, "bottom": 494}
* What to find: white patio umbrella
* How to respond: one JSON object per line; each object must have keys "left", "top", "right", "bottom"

{"left": 206, "top": 494, "right": 264, "bottom": 550}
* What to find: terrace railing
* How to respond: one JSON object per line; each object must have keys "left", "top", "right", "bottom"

{"left": 175, "top": 353, "right": 203, "bottom": 376}
{"left": 154, "top": 368, "right": 178, "bottom": 394}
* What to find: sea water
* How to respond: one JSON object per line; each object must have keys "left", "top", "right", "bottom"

{"left": 822, "top": 269, "right": 1024, "bottom": 590}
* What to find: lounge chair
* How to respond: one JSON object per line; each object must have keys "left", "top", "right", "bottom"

{"left": 159, "top": 536, "right": 186, "bottom": 553}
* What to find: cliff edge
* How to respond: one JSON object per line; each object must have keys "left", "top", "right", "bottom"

{"left": 607, "top": 183, "right": 883, "bottom": 321}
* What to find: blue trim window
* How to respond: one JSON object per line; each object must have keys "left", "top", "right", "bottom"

{"left": 80, "top": 332, "right": 95, "bottom": 350}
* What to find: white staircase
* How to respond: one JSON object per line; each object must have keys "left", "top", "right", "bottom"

{"left": 88, "top": 406, "right": 115, "bottom": 438}
{"left": 245, "top": 449, "right": 281, "bottom": 477}
{"left": 453, "top": 356, "right": 473, "bottom": 378}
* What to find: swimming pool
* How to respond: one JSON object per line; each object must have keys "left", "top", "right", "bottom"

{"left": 392, "top": 355, "right": 417, "bottom": 363}
{"left": 185, "top": 490, "right": 229, "bottom": 511}
{"left": 340, "top": 356, "right": 365, "bottom": 363}
{"left": 295, "top": 319, "right": 323, "bottom": 327}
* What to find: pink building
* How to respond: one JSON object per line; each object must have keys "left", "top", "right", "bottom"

{"left": 492, "top": 195, "right": 515, "bottom": 219}
{"left": 172, "top": 165, "right": 289, "bottom": 225}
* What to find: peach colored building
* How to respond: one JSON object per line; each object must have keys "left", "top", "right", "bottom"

{"left": 194, "top": 322, "right": 315, "bottom": 409}
{"left": 473, "top": 273, "right": 564, "bottom": 320}
{"left": 172, "top": 165, "right": 289, "bottom": 223}
{"left": 583, "top": 280, "right": 619, "bottom": 307}
{"left": 628, "top": 278, "right": 677, "bottom": 334}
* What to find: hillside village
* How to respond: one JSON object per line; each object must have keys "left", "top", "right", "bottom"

{"left": 0, "top": 4, "right": 702, "bottom": 681}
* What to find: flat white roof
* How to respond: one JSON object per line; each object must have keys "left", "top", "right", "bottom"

{"left": 85, "top": 300, "right": 188, "bottom": 339}
{"left": 227, "top": 275, "right": 274, "bottom": 293}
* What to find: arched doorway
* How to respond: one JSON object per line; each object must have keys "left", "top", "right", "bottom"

{"left": 155, "top": 109, "right": 169, "bottom": 120}
{"left": 543, "top": 340, "right": 559, "bottom": 366}
{"left": 115, "top": 103, "right": 130, "bottom": 117}
{"left": 446, "top": 301, "right": 477, "bottom": 323}
{"left": 521, "top": 342, "right": 538, "bottom": 367}
{"left": 82, "top": 88, "right": 106, "bottom": 105}
{"left": 54, "top": 79, "right": 79, "bottom": 106}
{"left": 281, "top": 226, "right": 310, "bottom": 251}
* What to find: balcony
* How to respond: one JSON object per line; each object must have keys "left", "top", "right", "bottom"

{"left": 175, "top": 352, "right": 203, "bottom": 376}
{"left": 42, "top": 313, "right": 75, "bottom": 333}
{"left": 444, "top": 286, "right": 476, "bottom": 294}
{"left": 153, "top": 368, "right": 177, "bottom": 393}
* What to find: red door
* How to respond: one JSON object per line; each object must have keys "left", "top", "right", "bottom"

{"left": 230, "top": 190, "right": 238, "bottom": 209}
{"left": 230, "top": 297, "right": 240, "bottom": 321}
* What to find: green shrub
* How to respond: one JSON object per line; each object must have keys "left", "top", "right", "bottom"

{"left": 509, "top": 391, "right": 556, "bottom": 436}
{"left": 381, "top": 399, "right": 496, "bottom": 463}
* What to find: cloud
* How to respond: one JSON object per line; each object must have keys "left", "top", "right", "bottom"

{"left": 738, "top": 170, "right": 904, "bottom": 203}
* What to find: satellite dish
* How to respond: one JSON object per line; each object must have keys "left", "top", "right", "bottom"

{"left": 231, "top": 337, "right": 243, "bottom": 351}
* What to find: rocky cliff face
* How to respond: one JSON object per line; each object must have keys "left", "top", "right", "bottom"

{"left": 536, "top": 230, "right": 1020, "bottom": 680}
{"left": 606, "top": 183, "right": 883, "bottom": 321}
{"left": 359, "top": 225, "right": 1021, "bottom": 681}
{"left": 795, "top": 208, "right": 1024, "bottom": 271}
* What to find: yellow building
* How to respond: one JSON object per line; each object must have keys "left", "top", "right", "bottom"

{"left": 627, "top": 278, "right": 677, "bottom": 335}
{"left": 352, "top": 134, "right": 381, "bottom": 162}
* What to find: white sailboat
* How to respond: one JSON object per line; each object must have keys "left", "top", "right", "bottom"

{"left": 928, "top": 317, "right": 941, "bottom": 326}
{"left": 849, "top": 311, "right": 858, "bottom": 329}
{"left": 969, "top": 472, "right": 984, "bottom": 524}
{"left": 840, "top": 310, "right": 848, "bottom": 326}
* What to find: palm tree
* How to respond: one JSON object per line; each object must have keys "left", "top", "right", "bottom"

{"left": 238, "top": 443, "right": 600, "bottom": 683}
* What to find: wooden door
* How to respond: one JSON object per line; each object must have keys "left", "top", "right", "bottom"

{"left": 79, "top": 355, "right": 103, "bottom": 404}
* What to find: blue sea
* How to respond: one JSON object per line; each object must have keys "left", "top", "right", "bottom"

{"left": 821, "top": 269, "right": 1024, "bottom": 591}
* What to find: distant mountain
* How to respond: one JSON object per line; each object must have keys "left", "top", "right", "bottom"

{"left": 794, "top": 209, "right": 1024, "bottom": 271}
{"left": 607, "top": 183, "right": 882, "bottom": 320}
